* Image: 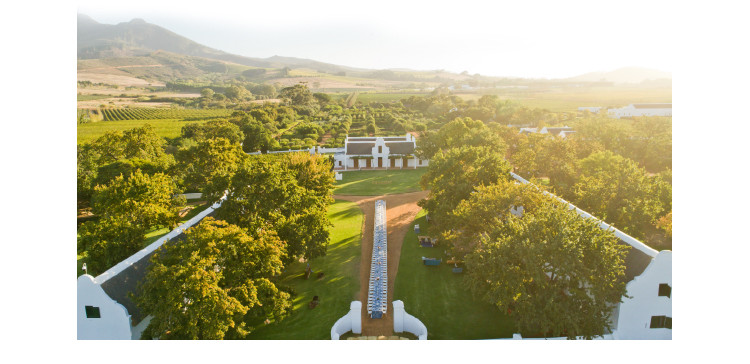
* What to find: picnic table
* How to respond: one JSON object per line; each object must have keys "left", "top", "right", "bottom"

{"left": 422, "top": 257, "right": 441, "bottom": 266}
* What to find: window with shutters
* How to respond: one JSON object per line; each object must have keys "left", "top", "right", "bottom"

{"left": 650, "top": 315, "right": 672, "bottom": 329}
{"left": 85, "top": 305, "right": 101, "bottom": 318}
{"left": 658, "top": 283, "right": 671, "bottom": 298}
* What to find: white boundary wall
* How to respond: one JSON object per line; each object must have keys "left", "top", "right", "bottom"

{"left": 509, "top": 172, "right": 658, "bottom": 257}
{"left": 392, "top": 300, "right": 427, "bottom": 340}
{"left": 94, "top": 195, "right": 227, "bottom": 284}
{"left": 330, "top": 301, "right": 362, "bottom": 340}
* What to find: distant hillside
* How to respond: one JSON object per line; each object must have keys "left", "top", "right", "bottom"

{"left": 566, "top": 67, "right": 671, "bottom": 84}
{"left": 77, "top": 14, "right": 361, "bottom": 74}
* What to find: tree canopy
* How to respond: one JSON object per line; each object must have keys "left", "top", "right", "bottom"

{"left": 465, "top": 197, "right": 629, "bottom": 339}
{"left": 78, "top": 124, "right": 174, "bottom": 200}
{"left": 279, "top": 84, "right": 315, "bottom": 107}
{"left": 78, "top": 169, "right": 183, "bottom": 274}
{"left": 415, "top": 117, "right": 505, "bottom": 160}
{"left": 216, "top": 153, "right": 334, "bottom": 262}
{"left": 136, "top": 218, "right": 290, "bottom": 339}
{"left": 175, "top": 137, "right": 247, "bottom": 199}
{"left": 418, "top": 145, "right": 512, "bottom": 227}
{"left": 572, "top": 151, "right": 671, "bottom": 239}
{"left": 446, "top": 178, "right": 546, "bottom": 256}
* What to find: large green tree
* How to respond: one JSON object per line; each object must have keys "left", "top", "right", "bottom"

{"left": 78, "top": 170, "right": 183, "bottom": 273}
{"left": 216, "top": 153, "right": 334, "bottom": 262}
{"left": 279, "top": 84, "right": 315, "bottom": 106}
{"left": 90, "top": 169, "right": 182, "bottom": 229}
{"left": 175, "top": 137, "right": 246, "bottom": 199}
{"left": 181, "top": 119, "right": 243, "bottom": 145}
{"left": 446, "top": 179, "right": 546, "bottom": 256}
{"left": 536, "top": 136, "right": 578, "bottom": 196}
{"left": 415, "top": 117, "right": 505, "bottom": 160}
{"left": 136, "top": 218, "right": 290, "bottom": 339}
{"left": 419, "top": 146, "right": 512, "bottom": 226}
{"left": 465, "top": 198, "right": 629, "bottom": 339}
{"left": 572, "top": 151, "right": 671, "bottom": 239}
{"left": 242, "top": 121, "right": 278, "bottom": 153}
{"left": 78, "top": 124, "right": 174, "bottom": 201}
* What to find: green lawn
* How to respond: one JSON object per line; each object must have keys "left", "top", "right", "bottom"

{"left": 393, "top": 210, "right": 516, "bottom": 339}
{"left": 334, "top": 168, "right": 426, "bottom": 196}
{"left": 77, "top": 119, "right": 208, "bottom": 144}
{"left": 247, "top": 199, "right": 363, "bottom": 339}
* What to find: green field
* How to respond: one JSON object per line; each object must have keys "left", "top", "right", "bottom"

{"left": 393, "top": 211, "right": 516, "bottom": 339}
{"left": 355, "top": 93, "right": 424, "bottom": 103}
{"left": 77, "top": 94, "right": 112, "bottom": 101}
{"left": 247, "top": 199, "right": 363, "bottom": 339}
{"left": 457, "top": 86, "right": 672, "bottom": 113}
{"left": 99, "top": 108, "right": 232, "bottom": 121}
{"left": 334, "top": 168, "right": 426, "bottom": 196}
{"left": 78, "top": 119, "right": 208, "bottom": 144}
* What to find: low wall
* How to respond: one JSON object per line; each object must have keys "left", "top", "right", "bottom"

{"left": 509, "top": 333, "right": 615, "bottom": 340}
{"left": 94, "top": 195, "right": 227, "bottom": 285}
{"left": 508, "top": 172, "right": 658, "bottom": 257}
{"left": 318, "top": 147, "right": 345, "bottom": 154}
{"left": 392, "top": 300, "right": 427, "bottom": 340}
{"left": 176, "top": 193, "right": 203, "bottom": 200}
{"left": 331, "top": 301, "right": 362, "bottom": 340}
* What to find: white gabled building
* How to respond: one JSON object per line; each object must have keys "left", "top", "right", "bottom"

{"left": 608, "top": 103, "right": 672, "bottom": 119}
{"left": 77, "top": 196, "right": 227, "bottom": 340}
{"left": 578, "top": 106, "right": 602, "bottom": 114}
{"left": 614, "top": 251, "right": 672, "bottom": 339}
{"left": 326, "top": 134, "right": 429, "bottom": 170}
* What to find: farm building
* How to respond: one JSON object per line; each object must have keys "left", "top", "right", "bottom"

{"left": 578, "top": 106, "right": 602, "bottom": 114}
{"left": 608, "top": 103, "right": 672, "bottom": 119}
{"left": 326, "top": 134, "right": 429, "bottom": 170}
{"left": 519, "top": 126, "right": 577, "bottom": 138}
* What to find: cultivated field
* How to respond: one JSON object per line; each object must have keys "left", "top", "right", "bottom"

{"left": 77, "top": 72, "right": 165, "bottom": 87}
{"left": 456, "top": 85, "right": 672, "bottom": 112}
{"left": 77, "top": 119, "right": 206, "bottom": 144}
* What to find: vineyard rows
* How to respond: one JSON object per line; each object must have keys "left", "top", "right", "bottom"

{"left": 100, "top": 108, "right": 232, "bottom": 121}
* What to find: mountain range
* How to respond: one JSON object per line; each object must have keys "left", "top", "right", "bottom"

{"left": 77, "top": 14, "right": 363, "bottom": 74}
{"left": 77, "top": 14, "right": 671, "bottom": 86}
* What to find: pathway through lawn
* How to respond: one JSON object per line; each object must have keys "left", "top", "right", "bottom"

{"left": 334, "top": 190, "right": 428, "bottom": 336}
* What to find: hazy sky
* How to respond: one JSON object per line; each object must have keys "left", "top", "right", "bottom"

{"left": 78, "top": 0, "right": 674, "bottom": 79}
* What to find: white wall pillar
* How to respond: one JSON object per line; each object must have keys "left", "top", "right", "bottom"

{"left": 392, "top": 300, "right": 427, "bottom": 340}
{"left": 350, "top": 301, "right": 362, "bottom": 334}
{"left": 393, "top": 300, "right": 405, "bottom": 333}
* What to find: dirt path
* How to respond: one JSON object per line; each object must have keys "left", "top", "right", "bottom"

{"left": 334, "top": 191, "right": 429, "bottom": 336}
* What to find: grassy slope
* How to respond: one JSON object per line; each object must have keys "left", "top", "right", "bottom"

{"left": 77, "top": 119, "right": 207, "bottom": 144}
{"left": 333, "top": 168, "right": 426, "bottom": 196}
{"left": 393, "top": 211, "right": 516, "bottom": 339}
{"left": 246, "top": 199, "right": 363, "bottom": 339}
